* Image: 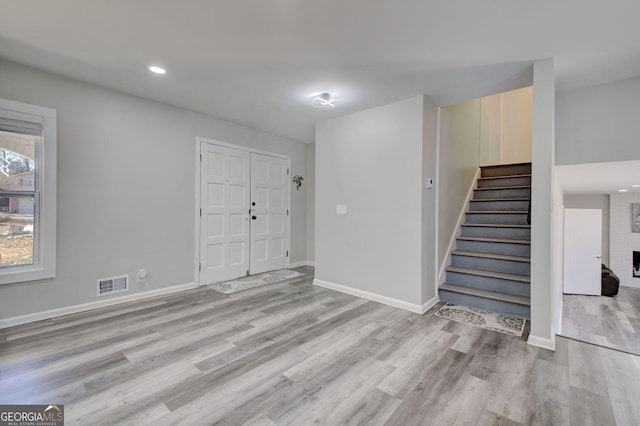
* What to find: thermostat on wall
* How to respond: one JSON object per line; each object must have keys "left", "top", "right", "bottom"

{"left": 425, "top": 178, "right": 434, "bottom": 189}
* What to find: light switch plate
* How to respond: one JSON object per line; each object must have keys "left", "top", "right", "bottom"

{"left": 336, "top": 204, "right": 348, "bottom": 214}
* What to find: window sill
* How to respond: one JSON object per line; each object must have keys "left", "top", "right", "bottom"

{"left": 0, "top": 264, "right": 55, "bottom": 285}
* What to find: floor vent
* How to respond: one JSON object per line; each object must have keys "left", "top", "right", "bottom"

{"left": 97, "top": 275, "right": 129, "bottom": 296}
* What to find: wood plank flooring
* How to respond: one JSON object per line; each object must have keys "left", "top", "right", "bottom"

{"left": 562, "top": 286, "right": 640, "bottom": 355}
{"left": 1, "top": 266, "right": 639, "bottom": 425}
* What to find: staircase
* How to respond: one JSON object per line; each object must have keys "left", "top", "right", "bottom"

{"left": 439, "top": 162, "right": 531, "bottom": 318}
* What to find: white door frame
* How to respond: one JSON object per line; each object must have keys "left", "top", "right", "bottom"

{"left": 194, "top": 136, "right": 291, "bottom": 286}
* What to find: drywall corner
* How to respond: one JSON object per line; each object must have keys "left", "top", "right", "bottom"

{"left": 422, "top": 96, "right": 439, "bottom": 305}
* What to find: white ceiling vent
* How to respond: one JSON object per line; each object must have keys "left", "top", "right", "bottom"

{"left": 97, "top": 275, "right": 129, "bottom": 297}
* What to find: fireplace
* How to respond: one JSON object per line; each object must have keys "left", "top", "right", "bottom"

{"left": 634, "top": 251, "right": 640, "bottom": 278}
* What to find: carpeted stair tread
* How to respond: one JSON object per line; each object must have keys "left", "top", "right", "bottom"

{"left": 439, "top": 283, "right": 531, "bottom": 306}
{"left": 451, "top": 250, "right": 530, "bottom": 263}
{"left": 470, "top": 197, "right": 530, "bottom": 202}
{"left": 474, "top": 185, "right": 531, "bottom": 191}
{"left": 446, "top": 266, "right": 530, "bottom": 282}
{"left": 456, "top": 236, "right": 531, "bottom": 245}
{"left": 481, "top": 162, "right": 532, "bottom": 168}
{"left": 461, "top": 223, "right": 531, "bottom": 228}
{"left": 466, "top": 210, "right": 529, "bottom": 215}
{"left": 478, "top": 174, "right": 531, "bottom": 181}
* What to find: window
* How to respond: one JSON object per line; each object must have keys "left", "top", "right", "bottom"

{"left": 0, "top": 99, "right": 56, "bottom": 284}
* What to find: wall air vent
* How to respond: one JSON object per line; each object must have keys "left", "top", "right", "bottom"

{"left": 97, "top": 275, "right": 129, "bottom": 296}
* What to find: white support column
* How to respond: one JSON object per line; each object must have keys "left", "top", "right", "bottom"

{"left": 528, "top": 59, "right": 557, "bottom": 350}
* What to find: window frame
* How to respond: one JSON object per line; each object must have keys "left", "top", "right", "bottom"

{"left": 0, "top": 98, "right": 56, "bottom": 285}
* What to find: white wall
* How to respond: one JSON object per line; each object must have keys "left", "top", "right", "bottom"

{"left": 480, "top": 87, "right": 532, "bottom": 166}
{"left": 315, "top": 96, "right": 424, "bottom": 308}
{"left": 556, "top": 76, "right": 640, "bottom": 165}
{"left": 306, "top": 143, "right": 315, "bottom": 263}
{"left": 563, "top": 194, "right": 610, "bottom": 265}
{"left": 529, "top": 59, "right": 557, "bottom": 350}
{"left": 551, "top": 175, "right": 564, "bottom": 335}
{"left": 422, "top": 100, "right": 439, "bottom": 305}
{"left": 610, "top": 194, "right": 640, "bottom": 288}
{"left": 437, "top": 100, "right": 481, "bottom": 279}
{"left": 0, "top": 59, "right": 308, "bottom": 321}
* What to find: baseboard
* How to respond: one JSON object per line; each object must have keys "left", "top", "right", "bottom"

{"left": 421, "top": 296, "right": 440, "bottom": 314}
{"left": 0, "top": 282, "right": 198, "bottom": 329}
{"left": 621, "top": 282, "right": 640, "bottom": 289}
{"left": 313, "top": 279, "right": 423, "bottom": 314}
{"left": 289, "top": 260, "right": 315, "bottom": 268}
{"left": 527, "top": 334, "right": 556, "bottom": 351}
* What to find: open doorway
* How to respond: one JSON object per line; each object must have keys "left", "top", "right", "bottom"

{"left": 558, "top": 161, "right": 640, "bottom": 354}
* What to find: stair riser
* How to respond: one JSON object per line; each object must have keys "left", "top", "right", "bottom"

{"left": 457, "top": 240, "right": 531, "bottom": 257}
{"left": 439, "top": 290, "right": 530, "bottom": 318}
{"left": 461, "top": 226, "right": 531, "bottom": 240}
{"left": 481, "top": 164, "right": 532, "bottom": 178}
{"left": 465, "top": 212, "right": 529, "bottom": 225}
{"left": 445, "top": 271, "right": 530, "bottom": 296}
{"left": 451, "top": 255, "right": 530, "bottom": 276}
{"left": 468, "top": 199, "right": 529, "bottom": 211}
{"left": 477, "top": 176, "right": 531, "bottom": 188}
{"left": 474, "top": 188, "right": 530, "bottom": 199}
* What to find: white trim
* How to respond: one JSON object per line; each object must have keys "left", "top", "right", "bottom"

{"left": 0, "top": 98, "right": 56, "bottom": 285}
{"left": 421, "top": 296, "right": 440, "bottom": 315}
{"left": 289, "top": 260, "right": 315, "bottom": 268}
{"left": 621, "top": 282, "right": 640, "bottom": 289}
{"left": 434, "top": 107, "right": 441, "bottom": 299}
{"left": 194, "top": 139, "right": 202, "bottom": 286}
{"left": 306, "top": 260, "right": 316, "bottom": 267}
{"left": 437, "top": 167, "right": 481, "bottom": 285}
{"left": 0, "top": 282, "right": 197, "bottom": 329}
{"left": 556, "top": 294, "right": 563, "bottom": 335}
{"left": 313, "top": 279, "right": 424, "bottom": 314}
{"left": 527, "top": 334, "right": 556, "bottom": 351}
{"left": 195, "top": 137, "right": 292, "bottom": 283}
{"left": 196, "top": 137, "right": 290, "bottom": 160}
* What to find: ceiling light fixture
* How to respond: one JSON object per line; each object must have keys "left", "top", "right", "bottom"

{"left": 632, "top": 184, "right": 640, "bottom": 188}
{"left": 311, "top": 93, "right": 335, "bottom": 108}
{"left": 618, "top": 189, "right": 629, "bottom": 192}
{"left": 148, "top": 66, "right": 166, "bottom": 75}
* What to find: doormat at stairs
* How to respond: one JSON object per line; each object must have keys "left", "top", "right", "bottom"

{"left": 208, "top": 269, "right": 304, "bottom": 294}
{"left": 435, "top": 303, "right": 526, "bottom": 336}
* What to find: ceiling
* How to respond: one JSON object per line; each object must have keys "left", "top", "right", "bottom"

{"left": 1, "top": 1, "right": 640, "bottom": 143}
{"left": 557, "top": 161, "right": 640, "bottom": 195}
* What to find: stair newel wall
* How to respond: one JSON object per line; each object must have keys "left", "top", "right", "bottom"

{"left": 437, "top": 168, "right": 481, "bottom": 286}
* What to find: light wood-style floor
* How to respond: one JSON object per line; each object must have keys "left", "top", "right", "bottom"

{"left": 562, "top": 286, "right": 640, "bottom": 355}
{"left": 2, "top": 266, "right": 640, "bottom": 425}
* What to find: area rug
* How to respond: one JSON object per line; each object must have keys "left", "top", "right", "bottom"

{"left": 208, "top": 269, "right": 304, "bottom": 294}
{"left": 435, "top": 303, "right": 526, "bottom": 336}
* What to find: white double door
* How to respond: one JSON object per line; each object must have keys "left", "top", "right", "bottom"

{"left": 200, "top": 142, "right": 289, "bottom": 284}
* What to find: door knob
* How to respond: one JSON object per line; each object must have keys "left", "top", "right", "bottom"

{"left": 252, "top": 215, "right": 257, "bottom": 220}
{"left": 252, "top": 202, "right": 256, "bottom": 206}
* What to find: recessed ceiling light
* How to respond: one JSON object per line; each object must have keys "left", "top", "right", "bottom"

{"left": 311, "top": 93, "right": 335, "bottom": 108}
{"left": 618, "top": 189, "right": 629, "bottom": 192}
{"left": 632, "top": 184, "right": 640, "bottom": 188}
{"left": 148, "top": 66, "right": 166, "bottom": 75}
